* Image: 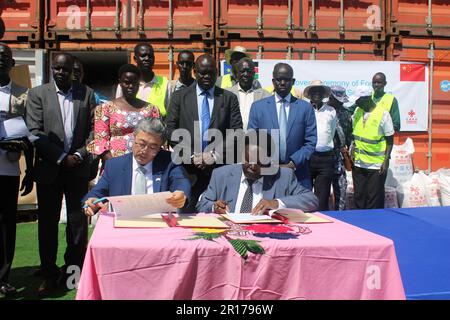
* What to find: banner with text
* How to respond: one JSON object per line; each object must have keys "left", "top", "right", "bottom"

{"left": 221, "top": 60, "right": 429, "bottom": 131}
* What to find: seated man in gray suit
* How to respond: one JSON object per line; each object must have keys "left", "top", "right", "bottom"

{"left": 226, "top": 58, "right": 271, "bottom": 131}
{"left": 196, "top": 130, "right": 318, "bottom": 214}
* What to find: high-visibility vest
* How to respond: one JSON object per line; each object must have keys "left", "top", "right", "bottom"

{"left": 137, "top": 75, "right": 168, "bottom": 116}
{"left": 219, "top": 74, "right": 233, "bottom": 89}
{"left": 372, "top": 92, "right": 395, "bottom": 112}
{"left": 353, "top": 105, "right": 387, "bottom": 166}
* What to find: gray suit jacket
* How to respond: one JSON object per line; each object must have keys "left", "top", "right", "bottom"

{"left": 226, "top": 84, "right": 271, "bottom": 104}
{"left": 196, "top": 164, "right": 318, "bottom": 213}
{"left": 25, "top": 83, "right": 96, "bottom": 184}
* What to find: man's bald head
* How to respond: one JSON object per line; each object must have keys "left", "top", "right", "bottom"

{"left": 372, "top": 72, "right": 387, "bottom": 95}
{"left": 52, "top": 53, "right": 74, "bottom": 91}
{"left": 272, "top": 63, "right": 295, "bottom": 98}
{"left": 194, "top": 54, "right": 217, "bottom": 91}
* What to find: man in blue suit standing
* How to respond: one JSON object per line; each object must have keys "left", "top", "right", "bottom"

{"left": 83, "top": 118, "right": 190, "bottom": 215}
{"left": 248, "top": 63, "right": 317, "bottom": 190}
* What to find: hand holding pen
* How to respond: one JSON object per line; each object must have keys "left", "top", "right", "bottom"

{"left": 213, "top": 200, "right": 230, "bottom": 214}
{"left": 83, "top": 197, "right": 108, "bottom": 217}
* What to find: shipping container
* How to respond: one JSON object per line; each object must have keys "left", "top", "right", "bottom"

{"left": 217, "top": 40, "right": 385, "bottom": 61}
{"left": 388, "top": 0, "right": 450, "bottom": 37}
{"left": 44, "top": 0, "right": 213, "bottom": 42}
{"left": 388, "top": 37, "right": 450, "bottom": 172}
{"left": 217, "top": 0, "right": 386, "bottom": 41}
{"left": 0, "top": 0, "right": 41, "bottom": 46}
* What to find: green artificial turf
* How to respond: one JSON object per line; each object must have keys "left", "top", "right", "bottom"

{"left": 1, "top": 222, "right": 94, "bottom": 300}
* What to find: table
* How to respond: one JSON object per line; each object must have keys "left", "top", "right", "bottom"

{"left": 326, "top": 206, "right": 450, "bottom": 300}
{"left": 76, "top": 213, "right": 405, "bottom": 300}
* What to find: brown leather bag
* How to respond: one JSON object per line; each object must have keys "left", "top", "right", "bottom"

{"left": 341, "top": 147, "right": 353, "bottom": 171}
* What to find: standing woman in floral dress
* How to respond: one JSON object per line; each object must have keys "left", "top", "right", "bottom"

{"left": 87, "top": 64, "right": 160, "bottom": 168}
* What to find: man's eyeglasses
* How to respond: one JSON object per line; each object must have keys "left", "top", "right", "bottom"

{"left": 134, "top": 141, "right": 160, "bottom": 152}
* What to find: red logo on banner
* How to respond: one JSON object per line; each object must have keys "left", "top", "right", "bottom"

{"left": 400, "top": 64, "right": 425, "bottom": 81}
{"left": 406, "top": 109, "right": 418, "bottom": 125}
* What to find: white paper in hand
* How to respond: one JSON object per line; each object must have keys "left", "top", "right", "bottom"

{"left": 1, "top": 117, "right": 39, "bottom": 142}
{"left": 108, "top": 192, "right": 177, "bottom": 218}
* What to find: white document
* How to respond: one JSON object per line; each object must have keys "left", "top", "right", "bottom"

{"left": 225, "top": 213, "right": 272, "bottom": 222}
{"left": 0, "top": 116, "right": 39, "bottom": 142}
{"left": 107, "top": 192, "right": 176, "bottom": 219}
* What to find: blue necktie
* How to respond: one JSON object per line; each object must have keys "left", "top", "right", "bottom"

{"left": 201, "top": 90, "right": 211, "bottom": 151}
{"left": 279, "top": 98, "right": 288, "bottom": 163}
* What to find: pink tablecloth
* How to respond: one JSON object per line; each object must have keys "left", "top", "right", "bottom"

{"left": 76, "top": 213, "right": 405, "bottom": 300}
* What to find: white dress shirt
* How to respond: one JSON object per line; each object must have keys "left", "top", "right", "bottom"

{"left": 0, "top": 81, "right": 20, "bottom": 176}
{"left": 55, "top": 83, "right": 79, "bottom": 164}
{"left": 275, "top": 93, "right": 291, "bottom": 122}
{"left": 314, "top": 103, "right": 337, "bottom": 152}
{"left": 234, "top": 170, "right": 286, "bottom": 213}
{"left": 237, "top": 84, "right": 255, "bottom": 131}
{"left": 131, "top": 156, "right": 154, "bottom": 195}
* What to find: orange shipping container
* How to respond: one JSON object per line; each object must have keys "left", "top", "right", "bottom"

{"left": 217, "top": 0, "right": 386, "bottom": 41}
{"left": 388, "top": 0, "right": 450, "bottom": 36}
{"left": 44, "top": 0, "right": 213, "bottom": 42}
{"left": 217, "top": 40, "right": 384, "bottom": 61}
{"left": 0, "top": 0, "right": 40, "bottom": 45}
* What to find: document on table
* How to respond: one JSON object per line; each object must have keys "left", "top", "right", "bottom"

{"left": 108, "top": 192, "right": 176, "bottom": 219}
{"left": 269, "top": 208, "right": 333, "bottom": 224}
{"left": 176, "top": 215, "right": 229, "bottom": 228}
{"left": 0, "top": 116, "right": 38, "bottom": 142}
{"left": 222, "top": 213, "right": 279, "bottom": 224}
{"left": 114, "top": 213, "right": 169, "bottom": 228}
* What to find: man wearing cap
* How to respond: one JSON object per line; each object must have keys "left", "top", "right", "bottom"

{"left": 217, "top": 46, "right": 261, "bottom": 90}
{"left": 328, "top": 86, "right": 352, "bottom": 211}
{"left": 304, "top": 80, "right": 337, "bottom": 211}
{"left": 248, "top": 63, "right": 317, "bottom": 190}
{"left": 351, "top": 86, "right": 394, "bottom": 209}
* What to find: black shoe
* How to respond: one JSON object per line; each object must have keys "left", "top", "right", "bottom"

{"left": 32, "top": 268, "right": 43, "bottom": 277}
{"left": 37, "top": 277, "right": 59, "bottom": 297}
{"left": 0, "top": 283, "right": 16, "bottom": 295}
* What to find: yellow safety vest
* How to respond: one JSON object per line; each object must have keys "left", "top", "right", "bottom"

{"left": 220, "top": 74, "right": 233, "bottom": 89}
{"left": 353, "top": 105, "right": 387, "bottom": 166}
{"left": 137, "top": 75, "right": 168, "bottom": 117}
{"left": 372, "top": 92, "right": 395, "bottom": 113}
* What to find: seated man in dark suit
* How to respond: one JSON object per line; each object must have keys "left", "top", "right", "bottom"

{"left": 196, "top": 130, "right": 318, "bottom": 214}
{"left": 83, "top": 118, "right": 190, "bottom": 216}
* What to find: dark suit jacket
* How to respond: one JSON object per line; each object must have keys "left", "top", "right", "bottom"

{"left": 166, "top": 84, "right": 243, "bottom": 164}
{"left": 82, "top": 151, "right": 191, "bottom": 202}
{"left": 196, "top": 164, "right": 318, "bottom": 213}
{"left": 248, "top": 95, "right": 317, "bottom": 190}
{"left": 25, "top": 83, "right": 96, "bottom": 184}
